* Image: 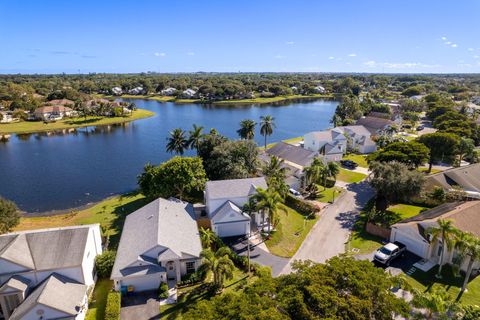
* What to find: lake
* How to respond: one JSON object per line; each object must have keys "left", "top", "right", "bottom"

{"left": 0, "top": 98, "right": 338, "bottom": 213}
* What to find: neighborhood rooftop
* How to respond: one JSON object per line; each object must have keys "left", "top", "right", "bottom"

{"left": 425, "top": 163, "right": 480, "bottom": 192}
{"left": 266, "top": 141, "right": 317, "bottom": 167}
{"left": 205, "top": 177, "right": 268, "bottom": 199}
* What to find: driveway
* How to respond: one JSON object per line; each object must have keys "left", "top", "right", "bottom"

{"left": 279, "top": 180, "right": 374, "bottom": 274}
{"left": 121, "top": 291, "right": 160, "bottom": 320}
{"left": 225, "top": 236, "right": 289, "bottom": 277}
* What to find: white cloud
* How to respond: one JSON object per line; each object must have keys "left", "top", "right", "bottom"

{"left": 328, "top": 56, "right": 335, "bottom": 60}
{"left": 468, "top": 48, "right": 475, "bottom": 52}
{"left": 274, "top": 54, "right": 286, "bottom": 59}
{"left": 348, "top": 53, "right": 357, "bottom": 57}
{"left": 363, "top": 60, "right": 439, "bottom": 69}
{"left": 187, "top": 52, "right": 195, "bottom": 56}
{"left": 363, "top": 60, "right": 376, "bottom": 67}
{"left": 154, "top": 52, "right": 166, "bottom": 57}
{"left": 451, "top": 44, "right": 458, "bottom": 48}
{"left": 445, "top": 41, "right": 452, "bottom": 45}
{"left": 441, "top": 36, "right": 447, "bottom": 41}
{"left": 474, "top": 55, "right": 479, "bottom": 59}
{"left": 285, "top": 41, "right": 295, "bottom": 45}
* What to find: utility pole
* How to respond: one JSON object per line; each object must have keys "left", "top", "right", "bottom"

{"left": 247, "top": 233, "right": 251, "bottom": 276}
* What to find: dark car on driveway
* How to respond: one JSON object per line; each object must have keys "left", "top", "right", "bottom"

{"left": 416, "top": 125, "right": 425, "bottom": 131}
{"left": 340, "top": 159, "right": 358, "bottom": 169}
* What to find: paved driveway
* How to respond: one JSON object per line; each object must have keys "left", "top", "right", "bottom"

{"left": 279, "top": 181, "right": 374, "bottom": 274}
{"left": 121, "top": 291, "right": 160, "bottom": 320}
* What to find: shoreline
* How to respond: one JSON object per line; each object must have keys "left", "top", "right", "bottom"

{"left": 0, "top": 109, "right": 155, "bottom": 135}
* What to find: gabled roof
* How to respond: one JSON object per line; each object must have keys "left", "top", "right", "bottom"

{"left": 0, "top": 275, "right": 30, "bottom": 293}
{"left": 211, "top": 201, "right": 250, "bottom": 223}
{"left": 425, "top": 163, "right": 480, "bottom": 192}
{"left": 111, "top": 198, "right": 203, "bottom": 279}
{"left": 355, "top": 116, "right": 393, "bottom": 132}
{"left": 267, "top": 142, "right": 317, "bottom": 167}
{"left": 205, "top": 177, "right": 268, "bottom": 200}
{"left": 9, "top": 273, "right": 87, "bottom": 320}
{"left": 339, "top": 125, "right": 372, "bottom": 138}
{"left": 0, "top": 225, "right": 92, "bottom": 273}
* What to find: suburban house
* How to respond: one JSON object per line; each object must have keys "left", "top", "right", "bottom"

{"left": 33, "top": 105, "right": 74, "bottom": 121}
{"left": 303, "top": 125, "right": 376, "bottom": 162}
{"left": 127, "top": 86, "right": 144, "bottom": 95}
{"left": 111, "top": 198, "right": 203, "bottom": 292}
{"left": 0, "top": 112, "right": 14, "bottom": 123}
{"left": 355, "top": 116, "right": 394, "bottom": 135}
{"left": 0, "top": 225, "right": 102, "bottom": 320}
{"left": 204, "top": 177, "right": 268, "bottom": 238}
{"left": 160, "top": 87, "right": 177, "bottom": 96}
{"left": 111, "top": 86, "right": 123, "bottom": 95}
{"left": 424, "top": 163, "right": 480, "bottom": 199}
{"left": 181, "top": 89, "right": 197, "bottom": 98}
{"left": 390, "top": 201, "right": 480, "bottom": 272}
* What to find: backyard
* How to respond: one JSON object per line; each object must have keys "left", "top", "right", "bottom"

{"left": 85, "top": 279, "right": 113, "bottom": 320}
{"left": 264, "top": 203, "right": 317, "bottom": 257}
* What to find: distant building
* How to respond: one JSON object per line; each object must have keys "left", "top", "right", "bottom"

{"left": 111, "top": 87, "right": 123, "bottom": 95}
{"left": 181, "top": 89, "right": 197, "bottom": 98}
{"left": 0, "top": 111, "right": 14, "bottom": 123}
{"left": 355, "top": 116, "right": 394, "bottom": 135}
{"left": 313, "top": 85, "right": 326, "bottom": 94}
{"left": 160, "top": 87, "right": 177, "bottom": 96}
{"left": 34, "top": 105, "right": 74, "bottom": 121}
{"left": 127, "top": 86, "right": 144, "bottom": 95}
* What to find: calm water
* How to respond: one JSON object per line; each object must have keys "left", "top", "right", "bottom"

{"left": 0, "top": 98, "right": 338, "bottom": 213}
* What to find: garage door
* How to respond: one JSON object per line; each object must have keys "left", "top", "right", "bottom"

{"left": 122, "top": 274, "right": 162, "bottom": 292}
{"left": 216, "top": 222, "right": 248, "bottom": 238}
{"left": 392, "top": 231, "right": 427, "bottom": 258}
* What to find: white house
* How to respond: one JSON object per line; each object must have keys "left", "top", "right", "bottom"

{"left": 160, "top": 87, "right": 177, "bottom": 96}
{"left": 111, "top": 198, "right": 203, "bottom": 292}
{"left": 304, "top": 125, "right": 376, "bottom": 162}
{"left": 111, "top": 87, "right": 123, "bottom": 95}
{"left": 0, "top": 112, "right": 14, "bottom": 123}
{"left": 127, "top": 86, "right": 144, "bottom": 95}
{"left": 204, "top": 177, "right": 268, "bottom": 238}
{"left": 33, "top": 106, "right": 74, "bottom": 121}
{"left": 313, "top": 85, "right": 326, "bottom": 94}
{"left": 0, "top": 225, "right": 102, "bottom": 320}
{"left": 181, "top": 89, "right": 197, "bottom": 98}
{"left": 390, "top": 201, "right": 480, "bottom": 272}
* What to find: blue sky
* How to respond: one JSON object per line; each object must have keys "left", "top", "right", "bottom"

{"left": 1, "top": 0, "right": 479, "bottom": 74}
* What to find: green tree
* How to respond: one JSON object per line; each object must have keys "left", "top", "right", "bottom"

{"left": 369, "top": 141, "right": 430, "bottom": 168}
{"left": 137, "top": 157, "right": 207, "bottom": 200}
{"left": 325, "top": 161, "right": 340, "bottom": 185}
{"left": 0, "top": 197, "right": 20, "bottom": 234}
{"left": 199, "top": 227, "right": 218, "bottom": 250}
{"left": 251, "top": 187, "right": 282, "bottom": 235}
{"left": 95, "top": 250, "right": 116, "bottom": 278}
{"left": 237, "top": 119, "right": 256, "bottom": 140}
{"left": 428, "top": 219, "right": 458, "bottom": 278}
{"left": 166, "top": 128, "right": 189, "bottom": 155}
{"left": 260, "top": 115, "right": 275, "bottom": 149}
{"left": 417, "top": 132, "right": 460, "bottom": 172}
{"left": 262, "top": 156, "right": 288, "bottom": 198}
{"left": 412, "top": 287, "right": 458, "bottom": 320}
{"left": 402, "top": 85, "right": 422, "bottom": 97}
{"left": 456, "top": 138, "right": 475, "bottom": 164}
{"left": 188, "top": 124, "right": 204, "bottom": 152}
{"left": 199, "top": 247, "right": 235, "bottom": 291}
{"left": 454, "top": 232, "right": 480, "bottom": 293}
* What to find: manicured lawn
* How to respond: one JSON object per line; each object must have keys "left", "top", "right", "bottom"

{"left": 85, "top": 279, "right": 113, "bottom": 320}
{"left": 387, "top": 203, "right": 428, "bottom": 221}
{"left": 418, "top": 167, "right": 443, "bottom": 174}
{"left": 317, "top": 186, "right": 344, "bottom": 204}
{"left": 337, "top": 168, "right": 367, "bottom": 183}
{"left": 347, "top": 229, "right": 384, "bottom": 255}
{"left": 15, "top": 192, "right": 148, "bottom": 249}
{"left": 265, "top": 204, "right": 317, "bottom": 257}
{"left": 404, "top": 265, "right": 480, "bottom": 306}
{"left": 342, "top": 154, "right": 369, "bottom": 168}
{"left": 0, "top": 109, "right": 154, "bottom": 134}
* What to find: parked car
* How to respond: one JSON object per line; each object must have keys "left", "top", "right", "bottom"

{"left": 416, "top": 125, "right": 425, "bottom": 131}
{"left": 340, "top": 159, "right": 358, "bottom": 169}
{"left": 289, "top": 188, "right": 301, "bottom": 197}
{"left": 374, "top": 242, "right": 406, "bottom": 266}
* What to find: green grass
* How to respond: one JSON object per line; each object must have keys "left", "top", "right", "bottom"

{"left": 404, "top": 265, "right": 480, "bottom": 306}
{"left": 387, "top": 203, "right": 427, "bottom": 221}
{"left": 264, "top": 203, "right": 317, "bottom": 257}
{"left": 347, "top": 229, "right": 384, "bottom": 255}
{"left": 342, "top": 154, "right": 369, "bottom": 168}
{"left": 337, "top": 168, "right": 367, "bottom": 183}
{"left": 85, "top": 279, "right": 113, "bottom": 320}
{"left": 317, "top": 186, "right": 344, "bottom": 203}
{"left": 264, "top": 136, "right": 303, "bottom": 150}
{"left": 0, "top": 109, "right": 154, "bottom": 134}
{"left": 418, "top": 167, "right": 443, "bottom": 174}
{"left": 15, "top": 192, "right": 148, "bottom": 249}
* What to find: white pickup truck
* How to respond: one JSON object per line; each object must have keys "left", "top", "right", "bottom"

{"left": 374, "top": 242, "right": 406, "bottom": 266}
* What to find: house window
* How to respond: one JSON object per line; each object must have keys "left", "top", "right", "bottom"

{"left": 186, "top": 261, "right": 195, "bottom": 274}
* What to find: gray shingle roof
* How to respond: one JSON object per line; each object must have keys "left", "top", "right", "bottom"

{"left": 267, "top": 142, "right": 317, "bottom": 167}
{"left": 425, "top": 163, "right": 480, "bottom": 192}
{"left": 9, "top": 273, "right": 87, "bottom": 320}
{"left": 0, "top": 226, "right": 92, "bottom": 272}
{"left": 0, "top": 275, "right": 30, "bottom": 293}
{"left": 205, "top": 177, "right": 268, "bottom": 200}
{"left": 210, "top": 201, "right": 249, "bottom": 222}
{"left": 111, "top": 198, "right": 203, "bottom": 279}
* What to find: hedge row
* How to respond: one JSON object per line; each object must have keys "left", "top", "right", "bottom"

{"left": 105, "top": 292, "right": 121, "bottom": 320}
{"left": 285, "top": 194, "right": 318, "bottom": 217}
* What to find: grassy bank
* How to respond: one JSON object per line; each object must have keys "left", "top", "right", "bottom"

{"left": 0, "top": 109, "right": 154, "bottom": 135}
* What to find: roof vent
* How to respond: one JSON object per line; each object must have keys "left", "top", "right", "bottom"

{"left": 147, "top": 215, "right": 153, "bottom": 220}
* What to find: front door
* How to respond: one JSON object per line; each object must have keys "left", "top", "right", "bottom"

{"left": 166, "top": 261, "right": 176, "bottom": 281}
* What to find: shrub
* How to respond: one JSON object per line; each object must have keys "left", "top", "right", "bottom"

{"left": 95, "top": 251, "right": 116, "bottom": 278}
{"left": 252, "top": 264, "right": 271, "bottom": 278}
{"left": 285, "top": 194, "right": 318, "bottom": 216}
{"left": 178, "top": 270, "right": 207, "bottom": 287}
{"left": 104, "top": 292, "right": 120, "bottom": 320}
{"left": 158, "top": 282, "right": 169, "bottom": 299}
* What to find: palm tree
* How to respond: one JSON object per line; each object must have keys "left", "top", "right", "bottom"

{"left": 303, "top": 157, "right": 327, "bottom": 191}
{"left": 412, "top": 287, "right": 458, "bottom": 320}
{"left": 428, "top": 219, "right": 458, "bottom": 278}
{"left": 262, "top": 156, "right": 286, "bottom": 180}
{"left": 188, "top": 124, "right": 204, "bottom": 152}
{"left": 199, "top": 247, "right": 235, "bottom": 291}
{"left": 260, "top": 115, "right": 275, "bottom": 150}
{"left": 237, "top": 119, "right": 256, "bottom": 140}
{"left": 454, "top": 231, "right": 480, "bottom": 293}
{"left": 251, "top": 187, "right": 282, "bottom": 235}
{"left": 199, "top": 227, "right": 217, "bottom": 250}
{"left": 166, "top": 128, "right": 189, "bottom": 155}
{"left": 324, "top": 161, "right": 340, "bottom": 187}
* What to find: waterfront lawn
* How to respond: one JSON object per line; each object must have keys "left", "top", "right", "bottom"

{"left": 337, "top": 168, "right": 367, "bottom": 184}
{"left": 0, "top": 109, "right": 154, "bottom": 134}
{"left": 342, "top": 154, "right": 368, "bottom": 168}
{"left": 404, "top": 265, "right": 480, "bottom": 306}
{"left": 317, "top": 186, "right": 343, "bottom": 204}
{"left": 85, "top": 279, "right": 113, "bottom": 320}
{"left": 15, "top": 192, "right": 148, "bottom": 249}
{"left": 264, "top": 204, "right": 317, "bottom": 257}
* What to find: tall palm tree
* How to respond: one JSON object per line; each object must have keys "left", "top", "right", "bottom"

{"left": 411, "top": 287, "right": 458, "bottom": 320}
{"left": 199, "top": 227, "right": 217, "bottom": 250}
{"left": 252, "top": 187, "right": 282, "bottom": 235}
{"left": 325, "top": 161, "right": 340, "bottom": 186}
{"left": 428, "top": 219, "right": 458, "bottom": 278}
{"left": 166, "top": 128, "right": 189, "bottom": 155}
{"left": 260, "top": 115, "right": 275, "bottom": 150}
{"left": 188, "top": 124, "right": 204, "bottom": 152}
{"left": 454, "top": 231, "right": 480, "bottom": 293}
{"left": 237, "top": 119, "right": 256, "bottom": 140}
{"left": 304, "top": 157, "right": 327, "bottom": 190}
{"left": 199, "top": 247, "right": 235, "bottom": 291}
{"left": 261, "top": 155, "right": 286, "bottom": 180}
